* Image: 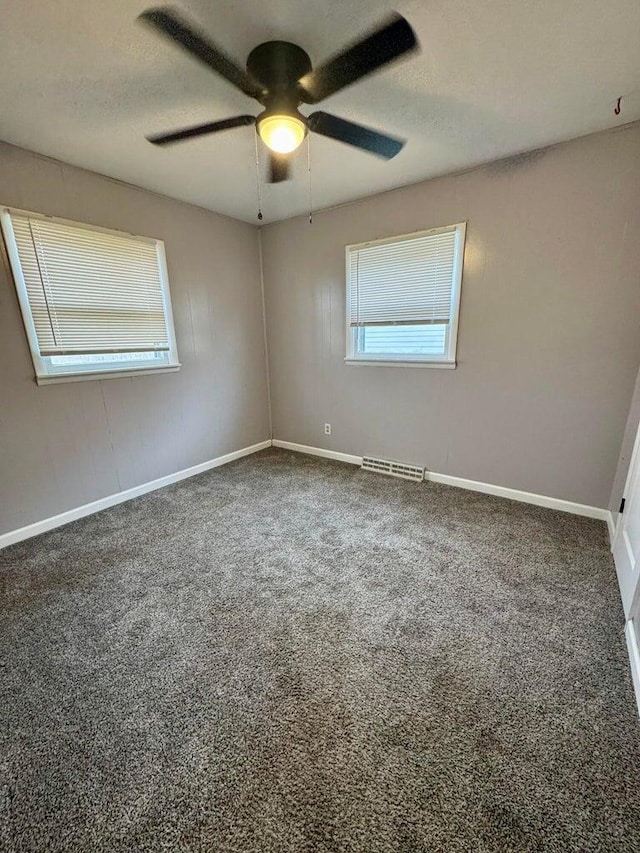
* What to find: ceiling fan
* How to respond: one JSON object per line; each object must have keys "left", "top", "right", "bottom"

{"left": 140, "top": 7, "right": 418, "bottom": 182}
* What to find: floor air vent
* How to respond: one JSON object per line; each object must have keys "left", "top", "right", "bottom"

{"left": 361, "top": 456, "right": 424, "bottom": 482}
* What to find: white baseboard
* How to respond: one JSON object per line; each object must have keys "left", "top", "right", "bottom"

{"left": 625, "top": 619, "right": 640, "bottom": 717}
{"left": 272, "top": 439, "right": 609, "bottom": 522}
{"left": 0, "top": 439, "right": 271, "bottom": 550}
{"left": 4, "top": 437, "right": 610, "bottom": 549}
{"left": 425, "top": 471, "right": 610, "bottom": 521}
{"left": 607, "top": 511, "right": 617, "bottom": 549}
{"left": 271, "top": 439, "right": 362, "bottom": 466}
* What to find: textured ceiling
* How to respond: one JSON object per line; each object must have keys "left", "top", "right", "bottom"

{"left": 1, "top": 0, "right": 639, "bottom": 223}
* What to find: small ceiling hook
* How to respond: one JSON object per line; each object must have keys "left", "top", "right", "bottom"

{"left": 614, "top": 97, "right": 622, "bottom": 116}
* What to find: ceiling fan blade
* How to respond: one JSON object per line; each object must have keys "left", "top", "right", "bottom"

{"left": 308, "top": 112, "right": 404, "bottom": 159}
{"left": 298, "top": 13, "right": 417, "bottom": 104}
{"left": 268, "top": 154, "right": 291, "bottom": 183}
{"left": 139, "top": 7, "right": 264, "bottom": 100}
{"left": 147, "top": 115, "right": 256, "bottom": 146}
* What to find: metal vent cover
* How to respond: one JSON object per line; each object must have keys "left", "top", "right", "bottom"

{"left": 361, "top": 456, "right": 424, "bottom": 482}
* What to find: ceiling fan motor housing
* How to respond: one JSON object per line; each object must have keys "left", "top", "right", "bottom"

{"left": 248, "top": 41, "right": 312, "bottom": 136}
{"left": 247, "top": 41, "right": 312, "bottom": 99}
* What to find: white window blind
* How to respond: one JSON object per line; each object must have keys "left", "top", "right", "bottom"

{"left": 6, "top": 212, "right": 171, "bottom": 357}
{"left": 348, "top": 227, "right": 458, "bottom": 328}
{"left": 345, "top": 223, "right": 466, "bottom": 366}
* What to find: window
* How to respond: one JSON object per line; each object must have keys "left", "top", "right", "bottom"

{"left": 1, "top": 208, "right": 180, "bottom": 384}
{"left": 345, "top": 222, "right": 466, "bottom": 367}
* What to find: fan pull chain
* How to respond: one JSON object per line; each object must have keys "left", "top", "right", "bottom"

{"left": 253, "top": 132, "right": 263, "bottom": 221}
{"left": 307, "top": 134, "right": 313, "bottom": 225}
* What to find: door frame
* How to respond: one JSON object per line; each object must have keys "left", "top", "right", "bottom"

{"left": 613, "top": 417, "right": 640, "bottom": 619}
{"left": 613, "top": 416, "right": 640, "bottom": 715}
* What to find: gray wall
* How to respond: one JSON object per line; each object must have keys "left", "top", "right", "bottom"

{"left": 2, "top": 123, "right": 639, "bottom": 535}
{"left": 0, "top": 143, "right": 270, "bottom": 535}
{"left": 261, "top": 123, "right": 640, "bottom": 509}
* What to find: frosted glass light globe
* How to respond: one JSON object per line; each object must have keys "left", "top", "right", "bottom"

{"left": 258, "top": 115, "right": 306, "bottom": 154}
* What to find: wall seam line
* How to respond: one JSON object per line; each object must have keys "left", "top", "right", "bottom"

{"left": 257, "top": 227, "right": 273, "bottom": 439}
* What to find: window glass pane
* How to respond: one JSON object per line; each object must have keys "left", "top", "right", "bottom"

{"left": 45, "top": 351, "right": 170, "bottom": 373}
{"left": 359, "top": 324, "right": 447, "bottom": 357}
{"left": 48, "top": 351, "right": 168, "bottom": 367}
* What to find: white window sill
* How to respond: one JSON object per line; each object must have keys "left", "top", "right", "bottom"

{"left": 35, "top": 364, "right": 181, "bottom": 385}
{"left": 344, "top": 358, "right": 456, "bottom": 369}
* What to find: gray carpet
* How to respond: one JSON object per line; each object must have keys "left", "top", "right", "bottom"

{"left": 1, "top": 447, "right": 640, "bottom": 852}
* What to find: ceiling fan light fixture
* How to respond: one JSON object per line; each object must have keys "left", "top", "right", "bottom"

{"left": 141, "top": 8, "right": 418, "bottom": 178}
{"left": 257, "top": 114, "right": 307, "bottom": 154}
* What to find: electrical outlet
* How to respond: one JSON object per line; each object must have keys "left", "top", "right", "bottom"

{"left": 324, "top": 423, "right": 332, "bottom": 435}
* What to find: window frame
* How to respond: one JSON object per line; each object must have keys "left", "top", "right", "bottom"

{"left": 1, "top": 206, "right": 181, "bottom": 385}
{"left": 344, "top": 222, "right": 466, "bottom": 368}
